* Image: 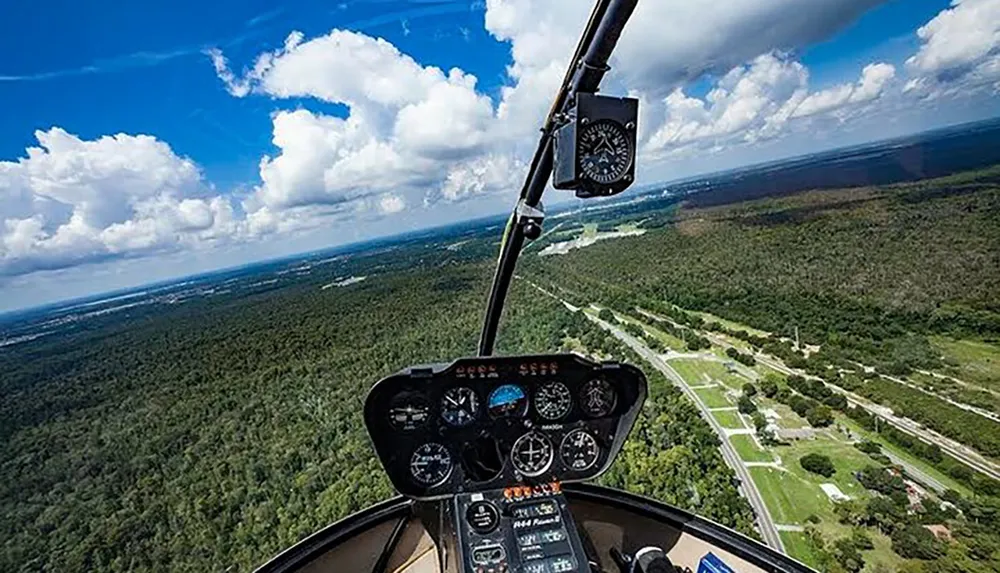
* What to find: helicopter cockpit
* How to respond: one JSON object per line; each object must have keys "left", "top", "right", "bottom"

{"left": 251, "top": 0, "right": 816, "bottom": 571}
{"left": 253, "top": 355, "right": 814, "bottom": 573}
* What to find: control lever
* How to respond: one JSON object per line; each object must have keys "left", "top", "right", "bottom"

{"left": 610, "top": 547, "right": 676, "bottom": 573}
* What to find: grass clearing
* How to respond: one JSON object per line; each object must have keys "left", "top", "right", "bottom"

{"left": 672, "top": 358, "right": 749, "bottom": 393}
{"left": 688, "top": 309, "right": 770, "bottom": 338}
{"left": 730, "top": 434, "right": 773, "bottom": 463}
{"left": 712, "top": 409, "right": 746, "bottom": 429}
{"left": 694, "top": 386, "right": 732, "bottom": 408}
{"left": 776, "top": 434, "right": 873, "bottom": 500}
{"left": 931, "top": 336, "right": 1000, "bottom": 391}
{"left": 750, "top": 467, "right": 826, "bottom": 524}
{"left": 780, "top": 532, "right": 823, "bottom": 570}
{"left": 616, "top": 313, "right": 686, "bottom": 350}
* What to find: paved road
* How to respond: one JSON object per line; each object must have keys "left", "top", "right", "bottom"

{"left": 637, "top": 307, "right": 1000, "bottom": 483}
{"left": 586, "top": 313, "right": 787, "bottom": 554}
{"left": 882, "top": 446, "right": 949, "bottom": 493}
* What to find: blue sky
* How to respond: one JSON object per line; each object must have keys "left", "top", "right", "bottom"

{"left": 1, "top": 0, "right": 999, "bottom": 311}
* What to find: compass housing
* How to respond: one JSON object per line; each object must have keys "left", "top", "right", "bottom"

{"left": 553, "top": 92, "right": 639, "bottom": 198}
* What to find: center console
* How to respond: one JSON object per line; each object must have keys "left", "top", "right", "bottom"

{"left": 454, "top": 482, "right": 588, "bottom": 573}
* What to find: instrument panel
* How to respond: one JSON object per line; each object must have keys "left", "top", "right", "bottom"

{"left": 364, "top": 353, "right": 647, "bottom": 499}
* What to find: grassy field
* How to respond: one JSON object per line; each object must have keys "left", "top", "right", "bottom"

{"left": 750, "top": 467, "right": 826, "bottom": 524}
{"left": 672, "top": 358, "right": 749, "bottom": 392}
{"left": 712, "top": 409, "right": 746, "bottom": 429}
{"left": 763, "top": 402, "right": 810, "bottom": 429}
{"left": 776, "top": 435, "right": 873, "bottom": 502}
{"left": 780, "top": 532, "right": 822, "bottom": 570}
{"left": 617, "top": 313, "right": 687, "bottom": 350}
{"left": 689, "top": 309, "right": 770, "bottom": 338}
{"left": 931, "top": 336, "right": 1000, "bottom": 390}
{"left": 694, "top": 386, "right": 733, "bottom": 408}
{"left": 730, "top": 434, "right": 773, "bottom": 463}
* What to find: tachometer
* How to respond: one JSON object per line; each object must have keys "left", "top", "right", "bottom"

{"left": 410, "top": 443, "right": 452, "bottom": 486}
{"left": 388, "top": 393, "right": 430, "bottom": 431}
{"left": 441, "top": 387, "right": 479, "bottom": 427}
{"left": 488, "top": 384, "right": 528, "bottom": 418}
{"left": 511, "top": 432, "right": 553, "bottom": 477}
{"left": 580, "top": 378, "right": 616, "bottom": 417}
{"left": 535, "top": 381, "right": 572, "bottom": 421}
{"left": 560, "top": 429, "right": 600, "bottom": 471}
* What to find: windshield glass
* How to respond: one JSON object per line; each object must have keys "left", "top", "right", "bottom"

{"left": 2, "top": 1, "right": 1000, "bottom": 572}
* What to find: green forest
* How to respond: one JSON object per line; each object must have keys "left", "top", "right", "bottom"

{"left": 3, "top": 165, "right": 1000, "bottom": 571}
{"left": 0, "top": 254, "right": 756, "bottom": 570}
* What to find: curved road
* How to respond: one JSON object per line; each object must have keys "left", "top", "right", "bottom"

{"left": 586, "top": 313, "right": 786, "bottom": 553}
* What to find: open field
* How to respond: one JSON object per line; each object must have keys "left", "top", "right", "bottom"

{"left": 749, "top": 467, "right": 826, "bottom": 524}
{"left": 712, "top": 409, "right": 745, "bottom": 429}
{"left": 730, "top": 435, "right": 773, "bottom": 463}
{"left": 671, "top": 358, "right": 749, "bottom": 392}
{"left": 780, "top": 532, "right": 822, "bottom": 570}
{"left": 689, "top": 309, "right": 770, "bottom": 338}
{"left": 931, "top": 336, "right": 1000, "bottom": 391}
{"left": 776, "top": 435, "right": 872, "bottom": 502}
{"left": 694, "top": 386, "right": 732, "bottom": 408}
{"left": 616, "top": 313, "right": 686, "bottom": 350}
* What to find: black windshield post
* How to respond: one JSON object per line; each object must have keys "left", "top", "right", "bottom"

{"left": 477, "top": 0, "right": 639, "bottom": 356}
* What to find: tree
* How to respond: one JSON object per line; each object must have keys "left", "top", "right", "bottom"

{"left": 800, "top": 453, "right": 836, "bottom": 477}
{"left": 726, "top": 347, "right": 739, "bottom": 359}
{"left": 832, "top": 537, "right": 865, "bottom": 572}
{"left": 891, "top": 525, "right": 945, "bottom": 560}
{"left": 824, "top": 393, "right": 848, "bottom": 411}
{"left": 855, "top": 440, "right": 881, "bottom": 455}
{"left": 834, "top": 500, "right": 865, "bottom": 526}
{"left": 598, "top": 309, "right": 615, "bottom": 322}
{"left": 806, "top": 405, "right": 834, "bottom": 427}
{"left": 850, "top": 529, "right": 874, "bottom": 551}
{"left": 742, "top": 383, "right": 757, "bottom": 397}
{"left": 760, "top": 375, "right": 780, "bottom": 398}
{"left": 738, "top": 395, "right": 757, "bottom": 415}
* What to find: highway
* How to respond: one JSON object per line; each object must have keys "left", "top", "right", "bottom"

{"left": 585, "top": 312, "right": 787, "bottom": 554}
{"left": 636, "top": 308, "right": 1000, "bottom": 483}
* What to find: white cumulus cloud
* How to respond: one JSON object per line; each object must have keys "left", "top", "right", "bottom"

{"left": 0, "top": 128, "right": 240, "bottom": 276}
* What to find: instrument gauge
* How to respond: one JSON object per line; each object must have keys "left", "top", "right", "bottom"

{"left": 410, "top": 443, "right": 452, "bottom": 486}
{"left": 535, "top": 381, "right": 572, "bottom": 421}
{"left": 578, "top": 119, "right": 633, "bottom": 185}
{"left": 511, "top": 432, "right": 553, "bottom": 477}
{"left": 560, "top": 429, "right": 600, "bottom": 471}
{"left": 388, "top": 393, "right": 430, "bottom": 431}
{"left": 441, "top": 387, "right": 479, "bottom": 427}
{"left": 580, "top": 378, "right": 617, "bottom": 418}
{"left": 488, "top": 384, "right": 528, "bottom": 418}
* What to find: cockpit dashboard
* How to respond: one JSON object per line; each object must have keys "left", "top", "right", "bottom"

{"left": 363, "top": 353, "right": 647, "bottom": 500}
